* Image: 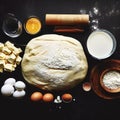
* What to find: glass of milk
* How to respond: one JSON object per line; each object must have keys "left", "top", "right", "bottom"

{"left": 86, "top": 29, "right": 116, "bottom": 60}
{"left": 2, "top": 13, "right": 22, "bottom": 38}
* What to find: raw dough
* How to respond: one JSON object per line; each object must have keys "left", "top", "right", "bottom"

{"left": 21, "top": 34, "right": 88, "bottom": 91}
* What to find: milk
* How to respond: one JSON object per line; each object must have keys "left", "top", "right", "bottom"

{"left": 87, "top": 30, "right": 116, "bottom": 59}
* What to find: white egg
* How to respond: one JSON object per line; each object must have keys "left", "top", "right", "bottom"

{"left": 14, "top": 81, "right": 26, "bottom": 90}
{"left": 1, "top": 84, "right": 14, "bottom": 96}
{"left": 13, "top": 90, "right": 26, "bottom": 98}
{"left": 4, "top": 78, "right": 16, "bottom": 86}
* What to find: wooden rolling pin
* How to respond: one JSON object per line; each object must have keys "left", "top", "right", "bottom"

{"left": 45, "top": 14, "right": 89, "bottom": 25}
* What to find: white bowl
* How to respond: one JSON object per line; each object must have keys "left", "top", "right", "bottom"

{"left": 86, "top": 29, "right": 116, "bottom": 60}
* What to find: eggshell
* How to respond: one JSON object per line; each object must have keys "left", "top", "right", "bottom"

{"left": 30, "top": 92, "right": 43, "bottom": 101}
{"left": 43, "top": 93, "right": 54, "bottom": 102}
{"left": 1, "top": 84, "right": 14, "bottom": 96}
{"left": 82, "top": 82, "right": 91, "bottom": 92}
{"left": 62, "top": 93, "right": 73, "bottom": 103}
{"left": 14, "top": 81, "right": 26, "bottom": 90}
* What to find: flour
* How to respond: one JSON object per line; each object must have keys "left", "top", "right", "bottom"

{"left": 41, "top": 44, "right": 80, "bottom": 70}
{"left": 102, "top": 71, "right": 120, "bottom": 89}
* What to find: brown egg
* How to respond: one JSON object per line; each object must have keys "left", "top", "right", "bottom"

{"left": 43, "top": 93, "right": 54, "bottom": 102}
{"left": 30, "top": 91, "right": 43, "bottom": 101}
{"left": 82, "top": 82, "right": 91, "bottom": 92}
{"left": 62, "top": 93, "right": 73, "bottom": 103}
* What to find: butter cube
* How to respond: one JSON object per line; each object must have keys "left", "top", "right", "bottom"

{"left": 4, "top": 63, "right": 15, "bottom": 72}
{"left": 0, "top": 43, "right": 4, "bottom": 51}
{"left": 0, "top": 52, "right": 6, "bottom": 59}
{"left": 13, "top": 63, "right": 17, "bottom": 68}
{"left": 7, "top": 53, "right": 16, "bottom": 64}
{"left": 5, "top": 41, "right": 14, "bottom": 51}
{"left": 16, "top": 56, "right": 22, "bottom": 65}
{"left": 13, "top": 47, "right": 22, "bottom": 56}
{"left": 0, "top": 59, "right": 5, "bottom": 68}
{"left": 2, "top": 46, "right": 11, "bottom": 55}
{"left": 0, "top": 68, "right": 3, "bottom": 73}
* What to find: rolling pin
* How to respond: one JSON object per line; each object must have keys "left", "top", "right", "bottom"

{"left": 53, "top": 25, "right": 84, "bottom": 33}
{"left": 45, "top": 14, "right": 89, "bottom": 25}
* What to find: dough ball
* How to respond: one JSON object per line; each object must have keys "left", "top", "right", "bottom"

{"left": 21, "top": 34, "right": 88, "bottom": 91}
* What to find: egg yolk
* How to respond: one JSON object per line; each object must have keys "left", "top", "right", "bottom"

{"left": 25, "top": 17, "right": 41, "bottom": 35}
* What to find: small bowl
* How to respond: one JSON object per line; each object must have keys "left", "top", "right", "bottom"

{"left": 2, "top": 13, "right": 22, "bottom": 38}
{"left": 24, "top": 16, "right": 42, "bottom": 35}
{"left": 86, "top": 29, "right": 117, "bottom": 60}
{"left": 100, "top": 68, "right": 120, "bottom": 93}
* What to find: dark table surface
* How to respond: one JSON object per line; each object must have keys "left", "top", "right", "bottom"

{"left": 0, "top": 0, "right": 120, "bottom": 120}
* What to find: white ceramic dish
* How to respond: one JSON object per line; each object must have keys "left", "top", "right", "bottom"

{"left": 86, "top": 29, "right": 117, "bottom": 60}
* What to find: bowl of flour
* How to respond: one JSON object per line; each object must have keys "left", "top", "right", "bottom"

{"left": 100, "top": 68, "right": 120, "bottom": 93}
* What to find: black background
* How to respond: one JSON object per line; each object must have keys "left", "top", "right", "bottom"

{"left": 0, "top": 0, "right": 120, "bottom": 120}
